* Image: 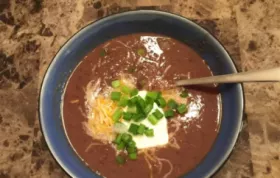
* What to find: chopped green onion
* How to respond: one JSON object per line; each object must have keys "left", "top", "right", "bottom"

{"left": 177, "top": 104, "right": 187, "bottom": 114}
{"left": 121, "top": 85, "right": 132, "bottom": 94}
{"left": 111, "top": 80, "right": 120, "bottom": 88}
{"left": 148, "top": 114, "right": 158, "bottom": 125}
{"left": 127, "top": 100, "right": 134, "bottom": 107}
{"left": 164, "top": 109, "right": 174, "bottom": 118}
{"left": 127, "top": 140, "right": 136, "bottom": 147}
{"left": 130, "top": 88, "right": 139, "bottom": 97}
{"left": 121, "top": 133, "right": 132, "bottom": 143}
{"left": 117, "top": 141, "right": 125, "bottom": 150}
{"left": 137, "top": 48, "right": 145, "bottom": 56}
{"left": 128, "top": 152, "right": 137, "bottom": 160}
{"left": 114, "top": 134, "right": 122, "bottom": 144}
{"left": 167, "top": 99, "right": 178, "bottom": 109}
{"left": 144, "top": 104, "right": 153, "bottom": 115}
{"left": 127, "top": 106, "right": 137, "bottom": 113}
{"left": 100, "top": 49, "right": 106, "bottom": 57}
{"left": 113, "top": 122, "right": 127, "bottom": 133}
{"left": 156, "top": 97, "right": 166, "bottom": 108}
{"left": 135, "top": 104, "right": 144, "bottom": 115}
{"left": 180, "top": 90, "right": 188, "bottom": 98}
{"left": 132, "top": 113, "right": 145, "bottom": 122}
{"left": 130, "top": 97, "right": 138, "bottom": 104}
{"left": 136, "top": 96, "right": 146, "bottom": 109}
{"left": 137, "top": 124, "right": 146, "bottom": 135}
{"left": 112, "top": 108, "right": 123, "bottom": 122}
{"left": 123, "top": 112, "right": 133, "bottom": 121}
{"left": 111, "top": 92, "right": 122, "bottom": 101}
{"left": 145, "top": 96, "right": 154, "bottom": 105}
{"left": 128, "top": 123, "right": 139, "bottom": 135}
{"left": 144, "top": 129, "right": 154, "bottom": 137}
{"left": 127, "top": 146, "right": 137, "bottom": 154}
{"left": 118, "top": 96, "right": 129, "bottom": 107}
{"left": 146, "top": 91, "right": 160, "bottom": 100}
{"left": 116, "top": 155, "right": 125, "bottom": 165}
{"left": 153, "top": 109, "right": 164, "bottom": 120}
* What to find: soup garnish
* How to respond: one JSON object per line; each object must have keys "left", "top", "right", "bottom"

{"left": 95, "top": 79, "right": 190, "bottom": 164}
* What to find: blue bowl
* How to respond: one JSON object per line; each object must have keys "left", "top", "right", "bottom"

{"left": 40, "top": 10, "right": 244, "bottom": 178}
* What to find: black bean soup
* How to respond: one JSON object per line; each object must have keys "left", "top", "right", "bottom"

{"left": 62, "top": 33, "right": 221, "bottom": 178}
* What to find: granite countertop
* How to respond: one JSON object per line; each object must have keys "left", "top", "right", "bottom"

{"left": 0, "top": 0, "right": 280, "bottom": 177}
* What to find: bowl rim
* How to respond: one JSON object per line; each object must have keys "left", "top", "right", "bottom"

{"left": 39, "top": 9, "right": 244, "bottom": 178}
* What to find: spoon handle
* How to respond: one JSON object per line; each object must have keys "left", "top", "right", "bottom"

{"left": 176, "top": 67, "right": 280, "bottom": 86}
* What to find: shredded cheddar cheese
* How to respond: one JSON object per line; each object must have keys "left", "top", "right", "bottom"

{"left": 70, "top": 99, "right": 79, "bottom": 104}
{"left": 85, "top": 96, "right": 118, "bottom": 142}
{"left": 83, "top": 75, "right": 136, "bottom": 143}
{"left": 140, "top": 149, "right": 173, "bottom": 178}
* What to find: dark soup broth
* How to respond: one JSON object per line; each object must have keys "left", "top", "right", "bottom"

{"left": 62, "top": 33, "right": 221, "bottom": 178}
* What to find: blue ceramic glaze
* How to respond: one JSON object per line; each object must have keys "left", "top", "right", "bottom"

{"left": 40, "top": 10, "right": 244, "bottom": 178}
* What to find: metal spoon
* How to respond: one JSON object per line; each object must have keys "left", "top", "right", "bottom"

{"left": 175, "top": 67, "right": 280, "bottom": 86}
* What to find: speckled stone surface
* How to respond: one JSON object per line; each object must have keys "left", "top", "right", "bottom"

{"left": 0, "top": 0, "right": 279, "bottom": 177}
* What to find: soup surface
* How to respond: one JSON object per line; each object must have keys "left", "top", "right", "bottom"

{"left": 63, "top": 34, "right": 220, "bottom": 178}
